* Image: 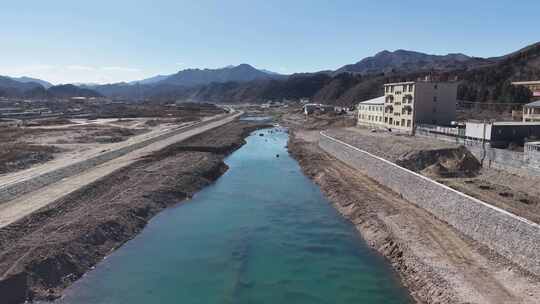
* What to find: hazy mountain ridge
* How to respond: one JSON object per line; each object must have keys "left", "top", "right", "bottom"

{"left": 129, "top": 75, "right": 170, "bottom": 85}
{"left": 7, "top": 76, "right": 53, "bottom": 89}
{"left": 2, "top": 43, "right": 539, "bottom": 105}
{"left": 171, "top": 43, "right": 540, "bottom": 106}
{"left": 0, "top": 77, "right": 102, "bottom": 99}
{"left": 335, "top": 49, "right": 494, "bottom": 75}
{"left": 158, "top": 64, "right": 286, "bottom": 87}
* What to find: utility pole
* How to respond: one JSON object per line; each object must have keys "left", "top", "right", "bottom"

{"left": 481, "top": 120, "right": 487, "bottom": 167}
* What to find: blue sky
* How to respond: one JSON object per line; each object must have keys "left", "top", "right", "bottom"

{"left": 1, "top": 0, "right": 538, "bottom": 84}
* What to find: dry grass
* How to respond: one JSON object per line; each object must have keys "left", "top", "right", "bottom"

{"left": 0, "top": 144, "right": 59, "bottom": 174}
{"left": 73, "top": 127, "right": 147, "bottom": 144}
{"left": 24, "top": 118, "right": 73, "bottom": 127}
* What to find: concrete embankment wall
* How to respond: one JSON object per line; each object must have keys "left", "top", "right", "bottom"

{"left": 466, "top": 145, "right": 540, "bottom": 177}
{"left": 319, "top": 132, "right": 540, "bottom": 276}
{"left": 0, "top": 114, "right": 235, "bottom": 204}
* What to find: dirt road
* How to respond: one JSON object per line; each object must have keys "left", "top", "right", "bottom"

{"left": 0, "top": 112, "right": 242, "bottom": 228}
{"left": 288, "top": 129, "right": 540, "bottom": 304}
{"left": 0, "top": 114, "right": 221, "bottom": 190}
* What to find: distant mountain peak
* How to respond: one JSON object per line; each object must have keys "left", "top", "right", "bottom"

{"left": 158, "top": 64, "right": 283, "bottom": 87}
{"left": 335, "top": 49, "right": 486, "bottom": 75}
{"left": 3, "top": 76, "right": 53, "bottom": 89}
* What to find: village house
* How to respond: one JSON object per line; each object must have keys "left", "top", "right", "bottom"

{"left": 522, "top": 100, "right": 540, "bottom": 122}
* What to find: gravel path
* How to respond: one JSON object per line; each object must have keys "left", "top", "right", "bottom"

{"left": 325, "top": 127, "right": 457, "bottom": 162}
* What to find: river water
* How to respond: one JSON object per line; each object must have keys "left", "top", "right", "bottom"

{"left": 56, "top": 127, "right": 411, "bottom": 304}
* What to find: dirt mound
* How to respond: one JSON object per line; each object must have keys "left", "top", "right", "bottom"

{"left": 304, "top": 115, "right": 356, "bottom": 130}
{"left": 396, "top": 146, "right": 481, "bottom": 178}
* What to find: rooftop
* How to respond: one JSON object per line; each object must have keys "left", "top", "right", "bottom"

{"left": 358, "top": 96, "right": 385, "bottom": 105}
{"left": 524, "top": 100, "right": 540, "bottom": 108}
{"left": 467, "top": 121, "right": 540, "bottom": 126}
{"left": 512, "top": 80, "right": 540, "bottom": 85}
{"left": 384, "top": 78, "right": 459, "bottom": 86}
{"left": 384, "top": 81, "right": 415, "bottom": 86}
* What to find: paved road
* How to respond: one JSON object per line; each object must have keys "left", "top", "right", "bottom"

{"left": 0, "top": 111, "right": 242, "bottom": 228}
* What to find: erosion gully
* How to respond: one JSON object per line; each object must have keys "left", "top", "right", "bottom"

{"left": 52, "top": 127, "right": 411, "bottom": 304}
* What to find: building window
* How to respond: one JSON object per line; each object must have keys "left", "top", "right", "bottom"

{"left": 395, "top": 121, "right": 400, "bottom": 126}
{"left": 390, "top": 86, "right": 394, "bottom": 93}
{"left": 385, "top": 117, "right": 388, "bottom": 123}
{"left": 408, "top": 84, "right": 413, "bottom": 92}
{"left": 407, "top": 120, "right": 411, "bottom": 127}
{"left": 401, "top": 119, "right": 405, "bottom": 126}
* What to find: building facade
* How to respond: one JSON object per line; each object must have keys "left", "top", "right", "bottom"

{"left": 383, "top": 80, "right": 458, "bottom": 132}
{"left": 512, "top": 81, "right": 540, "bottom": 100}
{"left": 522, "top": 101, "right": 540, "bottom": 122}
{"left": 357, "top": 96, "right": 385, "bottom": 128}
{"left": 466, "top": 121, "right": 540, "bottom": 148}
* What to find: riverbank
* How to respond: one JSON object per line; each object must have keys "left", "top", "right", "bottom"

{"left": 53, "top": 126, "right": 411, "bottom": 304}
{"left": 287, "top": 128, "right": 540, "bottom": 304}
{"left": 0, "top": 121, "right": 269, "bottom": 304}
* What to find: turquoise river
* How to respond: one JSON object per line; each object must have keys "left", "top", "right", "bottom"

{"left": 55, "top": 127, "right": 412, "bottom": 304}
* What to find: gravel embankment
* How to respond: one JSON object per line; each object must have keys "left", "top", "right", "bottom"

{"left": 325, "top": 127, "right": 457, "bottom": 162}
{"left": 287, "top": 128, "right": 540, "bottom": 304}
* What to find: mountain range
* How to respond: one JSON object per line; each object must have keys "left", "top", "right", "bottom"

{"left": 6, "top": 76, "right": 53, "bottom": 89}
{"left": 334, "top": 50, "right": 493, "bottom": 75}
{"left": 1, "top": 41, "right": 539, "bottom": 105}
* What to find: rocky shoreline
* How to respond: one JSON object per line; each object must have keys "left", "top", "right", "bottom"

{"left": 0, "top": 121, "right": 269, "bottom": 304}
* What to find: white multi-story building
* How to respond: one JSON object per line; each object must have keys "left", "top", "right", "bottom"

{"left": 357, "top": 96, "right": 385, "bottom": 128}
{"left": 383, "top": 80, "right": 458, "bottom": 131}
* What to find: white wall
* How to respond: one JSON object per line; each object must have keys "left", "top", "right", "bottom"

{"left": 465, "top": 122, "right": 492, "bottom": 140}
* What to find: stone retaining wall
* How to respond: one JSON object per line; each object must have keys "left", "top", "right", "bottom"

{"left": 319, "top": 132, "right": 540, "bottom": 276}
{"left": 467, "top": 145, "right": 540, "bottom": 177}
{"left": 0, "top": 115, "right": 232, "bottom": 204}
{"left": 416, "top": 129, "right": 540, "bottom": 177}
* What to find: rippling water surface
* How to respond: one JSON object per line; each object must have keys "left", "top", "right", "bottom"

{"left": 57, "top": 127, "right": 411, "bottom": 304}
